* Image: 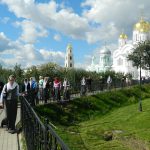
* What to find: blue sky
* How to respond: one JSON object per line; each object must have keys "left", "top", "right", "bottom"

{"left": 0, "top": 0, "right": 149, "bottom": 68}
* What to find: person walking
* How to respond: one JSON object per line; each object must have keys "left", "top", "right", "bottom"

{"left": 63, "top": 78, "right": 70, "bottom": 101}
{"left": 22, "top": 78, "right": 30, "bottom": 100}
{"left": 43, "top": 77, "right": 50, "bottom": 104}
{"left": 38, "top": 76, "right": 44, "bottom": 102}
{"left": 1, "top": 75, "right": 19, "bottom": 134}
{"left": 53, "top": 77, "right": 61, "bottom": 101}
{"left": 86, "top": 76, "right": 92, "bottom": 92}
{"left": 107, "top": 75, "right": 112, "bottom": 91}
{"left": 99, "top": 76, "right": 105, "bottom": 91}
{"left": 0, "top": 80, "right": 4, "bottom": 107}
{"left": 0, "top": 80, "right": 4, "bottom": 95}
{"left": 29, "top": 77, "right": 38, "bottom": 106}
{"left": 80, "top": 76, "right": 86, "bottom": 96}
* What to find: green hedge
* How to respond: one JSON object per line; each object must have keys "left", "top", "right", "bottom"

{"left": 35, "top": 84, "right": 150, "bottom": 126}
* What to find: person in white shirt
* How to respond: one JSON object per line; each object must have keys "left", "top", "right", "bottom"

{"left": 38, "top": 76, "right": 44, "bottom": 101}
{"left": 43, "top": 77, "right": 50, "bottom": 104}
{"left": 107, "top": 75, "right": 112, "bottom": 91}
{"left": 22, "top": 78, "right": 30, "bottom": 95}
{"left": 1, "top": 75, "right": 19, "bottom": 134}
{"left": 63, "top": 78, "right": 70, "bottom": 100}
{"left": 80, "top": 77, "right": 86, "bottom": 96}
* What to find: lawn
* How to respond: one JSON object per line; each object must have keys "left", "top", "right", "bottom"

{"left": 35, "top": 84, "right": 150, "bottom": 150}
{"left": 54, "top": 99, "right": 150, "bottom": 150}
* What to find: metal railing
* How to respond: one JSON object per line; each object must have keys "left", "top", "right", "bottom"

{"left": 20, "top": 96, "right": 70, "bottom": 150}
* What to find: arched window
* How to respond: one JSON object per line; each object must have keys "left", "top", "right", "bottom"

{"left": 117, "top": 58, "right": 123, "bottom": 66}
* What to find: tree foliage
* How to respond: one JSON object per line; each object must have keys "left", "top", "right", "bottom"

{"left": 0, "top": 62, "right": 133, "bottom": 86}
{"left": 128, "top": 41, "right": 150, "bottom": 70}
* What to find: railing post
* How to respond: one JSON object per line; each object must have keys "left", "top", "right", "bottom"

{"left": 21, "top": 96, "right": 70, "bottom": 150}
{"left": 44, "top": 118, "right": 49, "bottom": 150}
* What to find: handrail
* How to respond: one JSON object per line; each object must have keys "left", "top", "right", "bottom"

{"left": 20, "top": 96, "right": 70, "bottom": 150}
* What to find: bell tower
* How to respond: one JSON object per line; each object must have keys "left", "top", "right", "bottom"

{"left": 65, "top": 43, "right": 74, "bottom": 69}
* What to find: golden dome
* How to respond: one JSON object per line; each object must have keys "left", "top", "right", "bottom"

{"left": 119, "top": 33, "right": 128, "bottom": 39}
{"left": 134, "top": 18, "right": 150, "bottom": 33}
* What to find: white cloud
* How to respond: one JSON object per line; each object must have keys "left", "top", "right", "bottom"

{"left": 39, "top": 49, "right": 65, "bottom": 65}
{"left": 53, "top": 34, "right": 61, "bottom": 41}
{"left": 1, "top": 0, "right": 150, "bottom": 68}
{"left": 0, "top": 33, "right": 65, "bottom": 67}
{"left": 15, "top": 20, "right": 48, "bottom": 44}
{"left": 82, "top": 0, "right": 150, "bottom": 40}
{"left": 86, "top": 22, "right": 119, "bottom": 44}
{"left": 0, "top": 32, "right": 16, "bottom": 51}
{"left": 1, "top": 0, "right": 90, "bottom": 41}
{"left": 2, "top": 0, "right": 150, "bottom": 44}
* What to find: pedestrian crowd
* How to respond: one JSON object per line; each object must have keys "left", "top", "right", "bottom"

{"left": 21, "top": 76, "right": 71, "bottom": 105}
{"left": 0, "top": 74, "right": 135, "bottom": 134}
{"left": 0, "top": 75, "right": 71, "bottom": 134}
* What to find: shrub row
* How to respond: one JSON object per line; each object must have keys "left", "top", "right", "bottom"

{"left": 35, "top": 84, "right": 150, "bottom": 126}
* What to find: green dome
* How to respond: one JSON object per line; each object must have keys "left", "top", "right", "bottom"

{"left": 100, "top": 47, "right": 111, "bottom": 55}
{"left": 67, "top": 43, "right": 72, "bottom": 49}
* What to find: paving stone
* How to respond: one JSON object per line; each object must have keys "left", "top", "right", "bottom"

{"left": 0, "top": 108, "right": 20, "bottom": 150}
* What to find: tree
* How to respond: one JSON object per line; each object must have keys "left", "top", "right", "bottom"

{"left": 127, "top": 41, "right": 150, "bottom": 111}
{"left": 128, "top": 41, "right": 150, "bottom": 70}
{"left": 13, "top": 64, "right": 24, "bottom": 83}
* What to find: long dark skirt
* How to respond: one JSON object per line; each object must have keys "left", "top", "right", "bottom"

{"left": 80, "top": 85, "right": 86, "bottom": 96}
{"left": 63, "top": 89, "right": 70, "bottom": 100}
{"left": 5, "top": 99, "right": 17, "bottom": 130}
{"left": 43, "top": 88, "right": 49, "bottom": 104}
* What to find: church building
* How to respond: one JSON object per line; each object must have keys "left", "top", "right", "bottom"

{"left": 87, "top": 17, "right": 150, "bottom": 79}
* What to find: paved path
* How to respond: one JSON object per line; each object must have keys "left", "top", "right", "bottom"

{"left": 0, "top": 108, "right": 20, "bottom": 150}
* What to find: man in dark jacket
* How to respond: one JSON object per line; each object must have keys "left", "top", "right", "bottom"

{"left": 0, "top": 80, "right": 4, "bottom": 94}
{"left": 22, "top": 78, "right": 30, "bottom": 94}
{"left": 0, "top": 80, "right": 4, "bottom": 108}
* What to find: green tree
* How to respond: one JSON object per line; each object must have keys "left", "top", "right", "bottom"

{"left": 13, "top": 64, "right": 24, "bottom": 83}
{"left": 128, "top": 41, "right": 150, "bottom": 70}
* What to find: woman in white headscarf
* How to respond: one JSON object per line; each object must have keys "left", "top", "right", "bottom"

{"left": 1, "top": 75, "right": 19, "bottom": 134}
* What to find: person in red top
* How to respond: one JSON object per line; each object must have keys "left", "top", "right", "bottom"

{"left": 53, "top": 77, "right": 61, "bottom": 101}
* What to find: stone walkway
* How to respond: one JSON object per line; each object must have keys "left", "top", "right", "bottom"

{"left": 0, "top": 108, "right": 20, "bottom": 150}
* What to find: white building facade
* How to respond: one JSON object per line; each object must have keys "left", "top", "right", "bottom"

{"left": 87, "top": 17, "right": 150, "bottom": 79}
{"left": 87, "top": 46, "right": 112, "bottom": 72}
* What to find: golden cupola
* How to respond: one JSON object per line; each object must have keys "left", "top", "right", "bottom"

{"left": 119, "top": 32, "right": 128, "bottom": 39}
{"left": 134, "top": 17, "right": 150, "bottom": 33}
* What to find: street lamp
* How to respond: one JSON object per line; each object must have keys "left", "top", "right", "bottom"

{"left": 139, "top": 56, "right": 142, "bottom": 111}
{"left": 139, "top": 51, "right": 146, "bottom": 112}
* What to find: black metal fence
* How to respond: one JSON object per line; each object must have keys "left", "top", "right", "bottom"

{"left": 20, "top": 96, "right": 70, "bottom": 150}
{"left": 70, "top": 79, "right": 139, "bottom": 94}
{"left": 20, "top": 78, "right": 150, "bottom": 150}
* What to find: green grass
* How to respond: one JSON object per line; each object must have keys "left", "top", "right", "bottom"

{"left": 78, "top": 99, "right": 150, "bottom": 150}
{"left": 35, "top": 84, "right": 150, "bottom": 150}
{"left": 54, "top": 99, "right": 150, "bottom": 150}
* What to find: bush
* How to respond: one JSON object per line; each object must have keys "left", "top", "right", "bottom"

{"left": 35, "top": 84, "right": 150, "bottom": 126}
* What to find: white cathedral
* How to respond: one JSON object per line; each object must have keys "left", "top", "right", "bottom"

{"left": 87, "top": 17, "right": 150, "bottom": 79}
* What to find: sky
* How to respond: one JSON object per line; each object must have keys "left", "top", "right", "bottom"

{"left": 0, "top": 0, "right": 149, "bottom": 69}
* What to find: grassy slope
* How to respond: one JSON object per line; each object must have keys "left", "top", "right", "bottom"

{"left": 78, "top": 99, "right": 150, "bottom": 150}
{"left": 56, "top": 99, "right": 150, "bottom": 150}
{"left": 35, "top": 84, "right": 150, "bottom": 150}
